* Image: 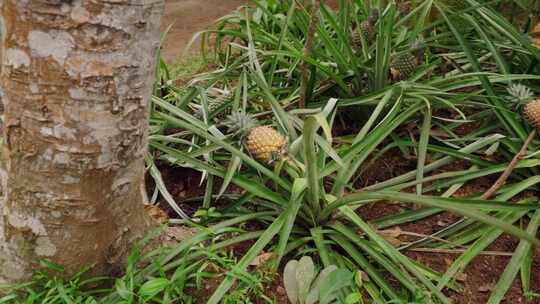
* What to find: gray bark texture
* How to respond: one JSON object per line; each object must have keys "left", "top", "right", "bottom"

{"left": 0, "top": 0, "right": 164, "bottom": 284}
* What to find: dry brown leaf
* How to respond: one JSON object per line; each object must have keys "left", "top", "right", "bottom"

{"left": 456, "top": 273, "right": 467, "bottom": 282}
{"left": 249, "top": 252, "right": 275, "bottom": 266}
{"left": 144, "top": 205, "right": 169, "bottom": 224}
{"left": 379, "top": 227, "right": 403, "bottom": 238}
{"left": 477, "top": 283, "right": 494, "bottom": 292}
{"left": 532, "top": 22, "right": 540, "bottom": 47}
{"left": 379, "top": 227, "right": 405, "bottom": 246}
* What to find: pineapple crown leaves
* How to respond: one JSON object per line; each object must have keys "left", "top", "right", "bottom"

{"left": 507, "top": 83, "right": 534, "bottom": 105}
{"left": 390, "top": 38, "right": 426, "bottom": 65}
{"left": 410, "top": 38, "right": 427, "bottom": 60}
{"left": 223, "top": 111, "right": 260, "bottom": 138}
{"left": 283, "top": 256, "right": 353, "bottom": 304}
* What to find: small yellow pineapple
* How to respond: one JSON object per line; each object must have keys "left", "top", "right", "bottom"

{"left": 246, "top": 126, "right": 287, "bottom": 162}
{"left": 224, "top": 111, "right": 287, "bottom": 162}
{"left": 524, "top": 99, "right": 540, "bottom": 129}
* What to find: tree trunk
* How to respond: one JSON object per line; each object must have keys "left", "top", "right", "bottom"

{"left": 0, "top": 0, "right": 164, "bottom": 283}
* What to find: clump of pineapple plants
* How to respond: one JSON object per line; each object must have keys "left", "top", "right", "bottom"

{"left": 140, "top": 0, "right": 540, "bottom": 303}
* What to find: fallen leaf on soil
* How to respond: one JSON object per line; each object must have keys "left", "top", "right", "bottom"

{"left": 456, "top": 273, "right": 467, "bottom": 282}
{"left": 165, "top": 226, "right": 197, "bottom": 242}
{"left": 380, "top": 227, "right": 403, "bottom": 238}
{"left": 249, "top": 252, "right": 275, "bottom": 266}
{"left": 144, "top": 205, "right": 169, "bottom": 224}
{"left": 437, "top": 220, "right": 451, "bottom": 227}
{"left": 477, "top": 283, "right": 495, "bottom": 292}
{"left": 379, "top": 227, "right": 406, "bottom": 246}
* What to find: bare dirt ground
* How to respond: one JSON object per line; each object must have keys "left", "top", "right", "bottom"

{"left": 160, "top": 0, "right": 247, "bottom": 62}
{"left": 160, "top": 0, "right": 339, "bottom": 63}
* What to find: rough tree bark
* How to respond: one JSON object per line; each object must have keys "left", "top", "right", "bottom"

{"left": 0, "top": 0, "right": 164, "bottom": 283}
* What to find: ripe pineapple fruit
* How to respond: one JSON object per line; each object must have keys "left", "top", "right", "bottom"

{"left": 246, "top": 126, "right": 287, "bottom": 162}
{"left": 352, "top": 10, "right": 379, "bottom": 49}
{"left": 524, "top": 100, "right": 540, "bottom": 129}
{"left": 224, "top": 111, "right": 287, "bottom": 163}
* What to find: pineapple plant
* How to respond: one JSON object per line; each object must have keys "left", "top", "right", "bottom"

{"left": 224, "top": 111, "right": 287, "bottom": 163}
{"left": 351, "top": 9, "right": 379, "bottom": 50}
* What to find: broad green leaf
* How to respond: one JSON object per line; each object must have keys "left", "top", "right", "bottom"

{"left": 297, "top": 256, "right": 316, "bottom": 304}
{"left": 139, "top": 278, "right": 169, "bottom": 300}
{"left": 284, "top": 260, "right": 300, "bottom": 304}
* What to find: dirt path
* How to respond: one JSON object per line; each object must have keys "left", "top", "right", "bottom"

{"left": 160, "top": 0, "right": 246, "bottom": 62}
{"left": 160, "top": 0, "right": 338, "bottom": 63}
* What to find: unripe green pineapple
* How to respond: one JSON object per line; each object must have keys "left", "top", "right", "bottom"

{"left": 390, "top": 40, "right": 425, "bottom": 81}
{"left": 351, "top": 10, "right": 379, "bottom": 50}
{"left": 524, "top": 100, "right": 540, "bottom": 129}
{"left": 224, "top": 111, "right": 287, "bottom": 163}
{"left": 389, "top": 53, "right": 418, "bottom": 81}
{"left": 195, "top": 98, "right": 229, "bottom": 120}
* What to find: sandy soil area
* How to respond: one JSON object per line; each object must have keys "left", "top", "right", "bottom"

{"left": 160, "top": 0, "right": 246, "bottom": 62}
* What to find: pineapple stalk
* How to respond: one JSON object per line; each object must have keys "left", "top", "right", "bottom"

{"left": 482, "top": 86, "right": 538, "bottom": 200}
{"left": 480, "top": 129, "right": 536, "bottom": 200}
